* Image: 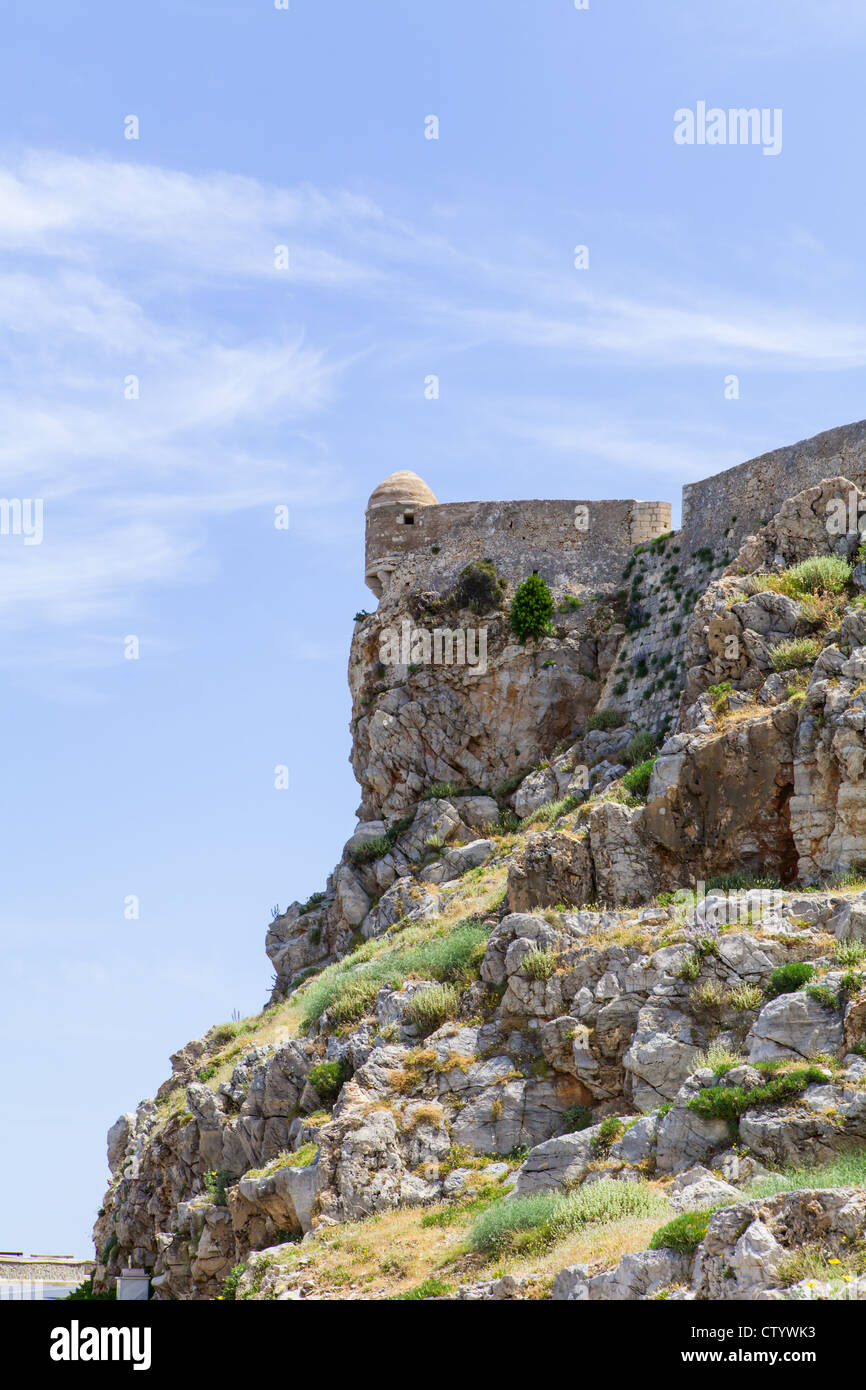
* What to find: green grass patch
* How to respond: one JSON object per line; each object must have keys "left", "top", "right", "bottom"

{"left": 746, "top": 1151, "right": 866, "bottom": 1199}
{"left": 769, "top": 637, "right": 822, "bottom": 672}
{"left": 686, "top": 1066, "right": 829, "bottom": 1128}
{"left": 467, "top": 1179, "right": 668, "bottom": 1259}
{"left": 297, "top": 917, "right": 490, "bottom": 1028}
{"left": 704, "top": 872, "right": 783, "bottom": 893}
{"left": 585, "top": 708, "right": 625, "bottom": 732}
{"left": 649, "top": 1209, "right": 713, "bottom": 1253}
{"left": 389, "top": 1277, "right": 455, "bottom": 1301}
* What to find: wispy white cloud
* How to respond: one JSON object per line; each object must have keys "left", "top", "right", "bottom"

{"left": 490, "top": 406, "right": 739, "bottom": 485}
{"left": 0, "top": 523, "right": 203, "bottom": 624}
{"left": 0, "top": 152, "right": 386, "bottom": 281}
{"left": 416, "top": 269, "right": 866, "bottom": 371}
{"left": 2, "top": 147, "right": 865, "bottom": 654}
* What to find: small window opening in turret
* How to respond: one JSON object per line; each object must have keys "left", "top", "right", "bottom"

{"left": 403, "top": 512, "right": 415, "bottom": 525}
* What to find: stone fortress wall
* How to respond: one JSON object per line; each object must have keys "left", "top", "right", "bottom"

{"left": 681, "top": 418, "right": 866, "bottom": 554}
{"left": 365, "top": 419, "right": 866, "bottom": 605}
{"left": 365, "top": 488, "right": 672, "bottom": 600}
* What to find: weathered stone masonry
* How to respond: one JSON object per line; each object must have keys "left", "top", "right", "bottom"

{"left": 682, "top": 418, "right": 866, "bottom": 554}
{"left": 365, "top": 418, "right": 866, "bottom": 606}
{"left": 365, "top": 486, "right": 672, "bottom": 600}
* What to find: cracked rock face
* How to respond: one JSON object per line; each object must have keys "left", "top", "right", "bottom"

{"left": 747, "top": 991, "right": 845, "bottom": 1063}
{"left": 94, "top": 473, "right": 866, "bottom": 1302}
{"left": 349, "top": 597, "right": 619, "bottom": 823}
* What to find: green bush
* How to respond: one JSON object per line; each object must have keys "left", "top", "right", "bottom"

{"left": 405, "top": 983, "right": 460, "bottom": 1035}
{"left": 308, "top": 1059, "right": 349, "bottom": 1103}
{"left": 561, "top": 1104, "right": 594, "bottom": 1133}
{"left": 210, "top": 1022, "right": 243, "bottom": 1047}
{"left": 783, "top": 555, "right": 852, "bottom": 595}
{"left": 468, "top": 1179, "right": 668, "bottom": 1258}
{"left": 203, "top": 1169, "right": 234, "bottom": 1207}
{"left": 451, "top": 560, "right": 507, "bottom": 614}
{"left": 349, "top": 815, "right": 415, "bottom": 864}
{"left": 765, "top": 961, "right": 815, "bottom": 998}
{"left": 61, "top": 1276, "right": 117, "bottom": 1301}
{"left": 840, "top": 970, "right": 864, "bottom": 997}
{"left": 221, "top": 1264, "right": 246, "bottom": 1301}
{"left": 421, "top": 781, "right": 459, "bottom": 800}
{"left": 728, "top": 983, "right": 764, "bottom": 1012}
{"left": 509, "top": 573, "right": 555, "bottom": 642}
{"left": 769, "top": 637, "right": 821, "bottom": 672}
{"left": 805, "top": 984, "right": 840, "bottom": 1010}
{"left": 522, "top": 948, "right": 558, "bottom": 981}
{"left": 622, "top": 758, "right": 656, "bottom": 799}
{"left": 694, "top": 1043, "right": 746, "bottom": 1076}
{"left": 325, "top": 977, "right": 383, "bottom": 1027}
{"left": 677, "top": 951, "right": 702, "bottom": 982}
{"left": 837, "top": 940, "right": 866, "bottom": 967}
{"left": 299, "top": 891, "right": 326, "bottom": 915}
{"left": 592, "top": 1116, "right": 624, "bottom": 1152}
{"left": 585, "top": 708, "right": 625, "bottom": 732}
{"left": 707, "top": 681, "right": 734, "bottom": 716}
{"left": 686, "top": 1066, "right": 829, "bottom": 1127}
{"left": 623, "top": 728, "right": 657, "bottom": 767}
{"left": 649, "top": 1210, "right": 712, "bottom": 1253}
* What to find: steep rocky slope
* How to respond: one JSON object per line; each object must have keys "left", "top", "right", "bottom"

{"left": 93, "top": 477, "right": 866, "bottom": 1300}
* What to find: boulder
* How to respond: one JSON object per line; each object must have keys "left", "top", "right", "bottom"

{"left": 748, "top": 992, "right": 844, "bottom": 1063}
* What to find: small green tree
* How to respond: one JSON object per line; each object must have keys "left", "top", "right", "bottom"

{"left": 451, "top": 559, "right": 507, "bottom": 613}
{"left": 510, "top": 572, "right": 554, "bottom": 642}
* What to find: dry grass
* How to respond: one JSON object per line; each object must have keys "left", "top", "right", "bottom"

{"left": 582, "top": 920, "right": 662, "bottom": 954}
{"left": 505, "top": 1212, "right": 668, "bottom": 1283}
{"left": 176, "top": 865, "right": 511, "bottom": 1112}
{"left": 247, "top": 1187, "right": 667, "bottom": 1300}
{"left": 711, "top": 701, "right": 762, "bottom": 731}
{"left": 437, "top": 862, "right": 508, "bottom": 922}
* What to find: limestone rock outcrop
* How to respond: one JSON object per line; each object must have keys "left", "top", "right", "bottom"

{"left": 92, "top": 465, "right": 866, "bottom": 1303}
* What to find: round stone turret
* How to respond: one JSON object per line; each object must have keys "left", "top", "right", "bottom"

{"left": 365, "top": 471, "right": 439, "bottom": 598}
{"left": 367, "top": 471, "right": 438, "bottom": 511}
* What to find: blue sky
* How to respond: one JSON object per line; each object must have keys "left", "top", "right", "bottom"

{"left": 3, "top": 0, "right": 866, "bottom": 1255}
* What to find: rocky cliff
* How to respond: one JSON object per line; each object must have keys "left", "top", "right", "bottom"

{"left": 93, "top": 476, "right": 866, "bottom": 1301}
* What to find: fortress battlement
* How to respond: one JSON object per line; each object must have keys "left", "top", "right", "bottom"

{"left": 364, "top": 472, "right": 670, "bottom": 600}
{"left": 364, "top": 419, "right": 866, "bottom": 603}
